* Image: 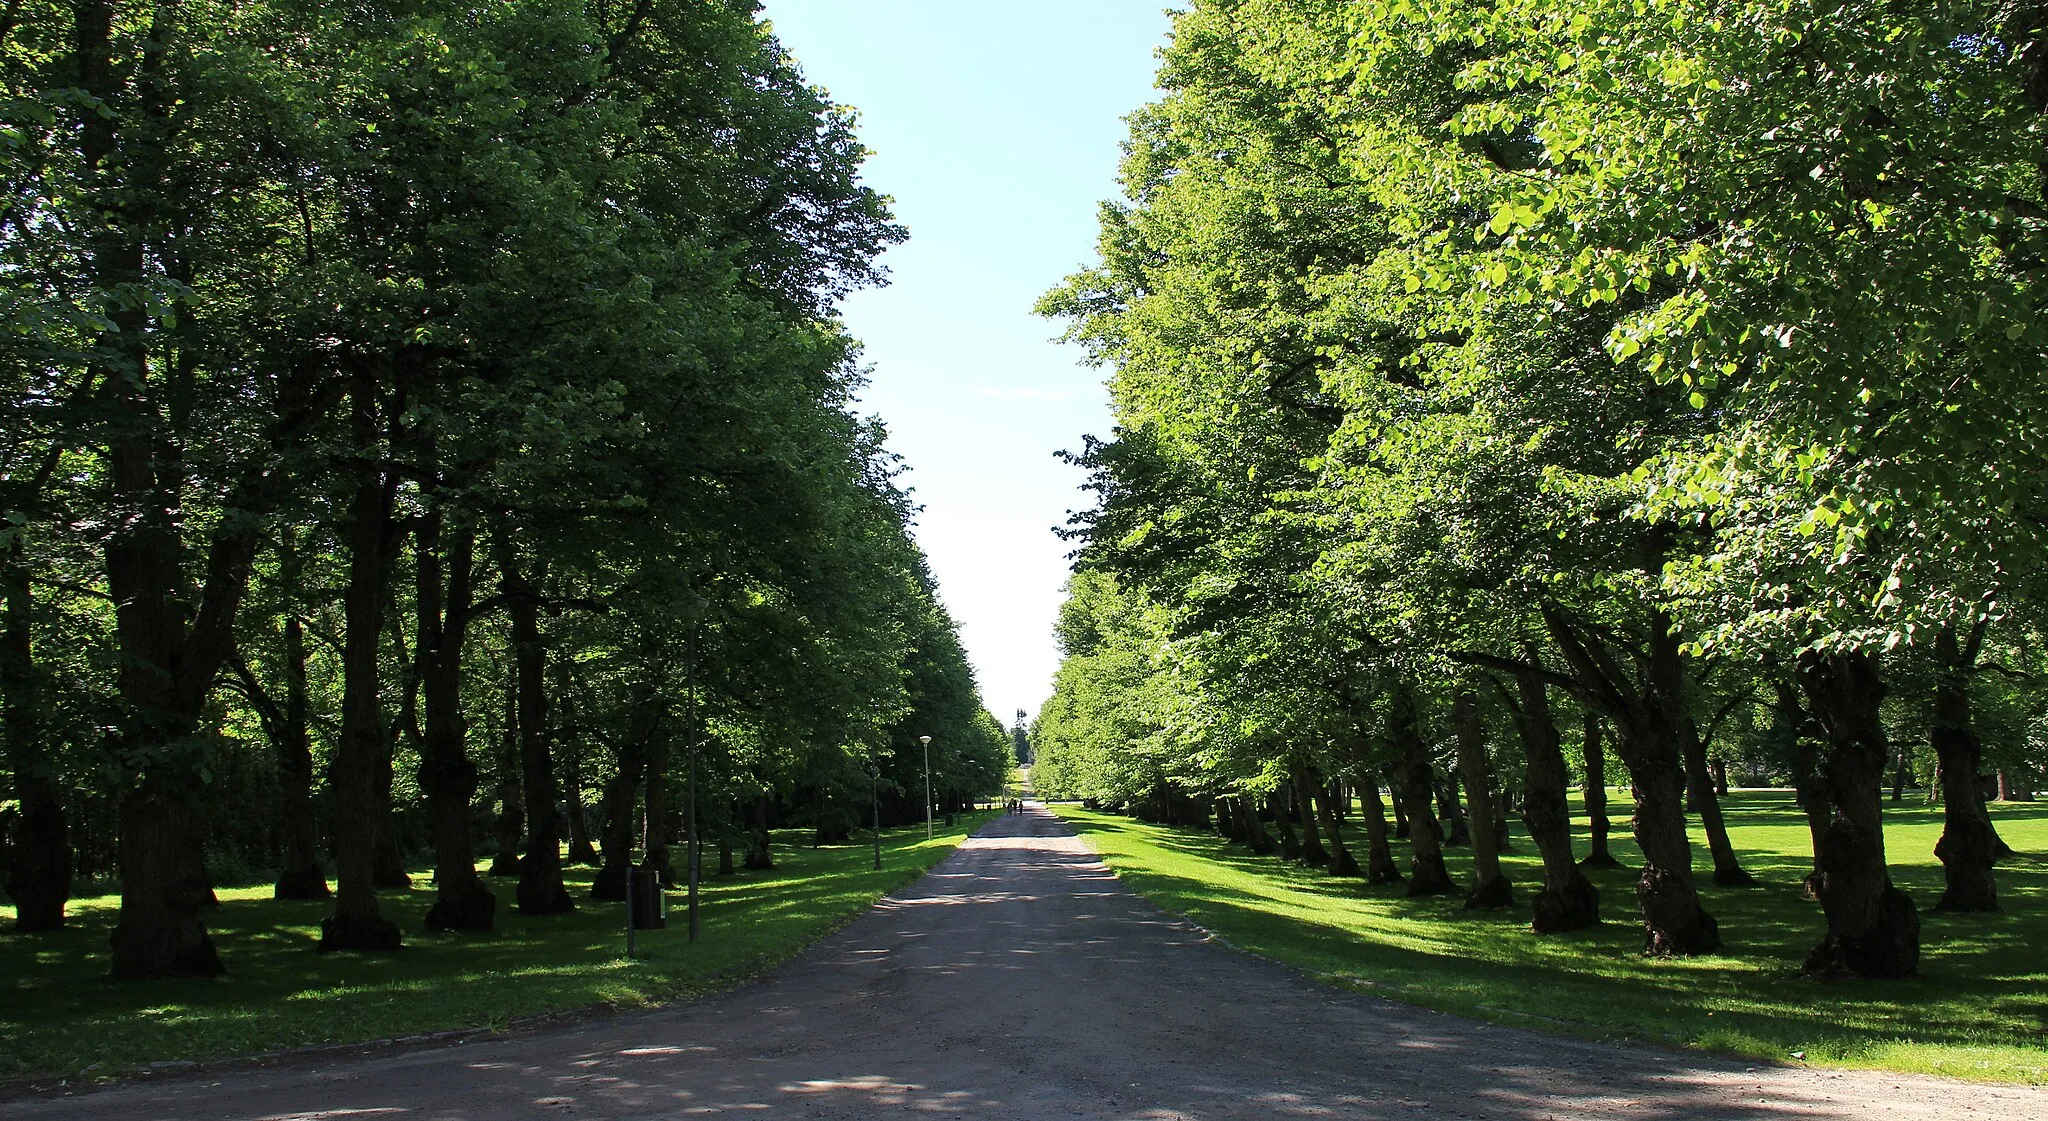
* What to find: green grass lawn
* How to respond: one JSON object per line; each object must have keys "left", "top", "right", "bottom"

{"left": 1052, "top": 793, "right": 2048, "bottom": 1084}
{"left": 0, "top": 812, "right": 995, "bottom": 1083}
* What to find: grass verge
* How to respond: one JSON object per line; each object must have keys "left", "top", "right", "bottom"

{"left": 1052, "top": 793, "right": 2048, "bottom": 1084}
{"left": 1, "top": 812, "right": 994, "bottom": 1083}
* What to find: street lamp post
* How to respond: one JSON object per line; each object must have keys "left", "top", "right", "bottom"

{"left": 919, "top": 735, "right": 934, "bottom": 840}
{"left": 870, "top": 761, "right": 881, "bottom": 870}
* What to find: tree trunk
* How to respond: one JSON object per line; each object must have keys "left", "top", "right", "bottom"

{"left": 643, "top": 728, "right": 676, "bottom": 883}
{"left": 1454, "top": 692, "right": 1512, "bottom": 910}
{"left": 1270, "top": 789, "right": 1302, "bottom": 861}
{"left": 1356, "top": 774, "right": 1403, "bottom": 884}
{"left": 744, "top": 792, "right": 774, "bottom": 870}
{"left": 1798, "top": 650, "right": 1919, "bottom": 979}
{"left": 1930, "top": 621, "right": 1999, "bottom": 912}
{"left": 417, "top": 517, "right": 494, "bottom": 931}
{"left": 270, "top": 615, "right": 330, "bottom": 901}
{"left": 1579, "top": 711, "right": 1620, "bottom": 868}
{"left": 371, "top": 749, "right": 411, "bottom": 890}
{"left": 1654, "top": 621, "right": 1751, "bottom": 887}
{"left": 1998, "top": 770, "right": 2035, "bottom": 801}
{"left": 1213, "top": 796, "right": 1233, "bottom": 840}
{"left": 1437, "top": 772, "right": 1471, "bottom": 846}
{"left": 488, "top": 675, "right": 523, "bottom": 877}
{"left": 4, "top": 532, "right": 71, "bottom": 931}
{"left": 320, "top": 373, "right": 403, "bottom": 953}
{"left": 1545, "top": 603, "right": 1717, "bottom": 955}
{"left": 1713, "top": 758, "right": 1730, "bottom": 797}
{"left": 1390, "top": 685, "right": 1450, "bottom": 896}
{"left": 1512, "top": 670, "right": 1599, "bottom": 932}
{"left": 1294, "top": 767, "right": 1329, "bottom": 864}
{"left": 1237, "top": 793, "right": 1275, "bottom": 855}
{"left": 504, "top": 540, "right": 572, "bottom": 915}
{"left": 1310, "top": 776, "right": 1360, "bottom": 876}
{"left": 1385, "top": 767, "right": 1411, "bottom": 838}
{"left": 555, "top": 658, "right": 598, "bottom": 867}
{"left": 589, "top": 732, "right": 646, "bottom": 901}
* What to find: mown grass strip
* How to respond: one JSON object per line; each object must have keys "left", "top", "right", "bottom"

{"left": 1, "top": 812, "right": 995, "bottom": 1083}
{"left": 1053, "top": 794, "right": 2048, "bottom": 1084}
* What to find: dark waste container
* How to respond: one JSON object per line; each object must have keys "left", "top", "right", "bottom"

{"left": 630, "top": 867, "right": 665, "bottom": 929}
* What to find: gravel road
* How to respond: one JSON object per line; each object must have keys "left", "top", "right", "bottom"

{"left": 13, "top": 804, "right": 2048, "bottom": 1120}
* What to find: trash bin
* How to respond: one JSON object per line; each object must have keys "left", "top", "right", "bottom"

{"left": 630, "top": 867, "right": 665, "bottom": 929}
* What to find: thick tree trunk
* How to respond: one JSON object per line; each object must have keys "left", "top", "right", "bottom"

{"left": 4, "top": 533, "right": 71, "bottom": 931}
{"left": 1454, "top": 692, "right": 1512, "bottom": 910}
{"left": 1513, "top": 670, "right": 1599, "bottom": 932}
{"left": 1545, "top": 603, "right": 1717, "bottom": 955}
{"left": 371, "top": 749, "right": 411, "bottom": 890}
{"left": 1390, "top": 685, "right": 1450, "bottom": 896}
{"left": 1777, "top": 678, "right": 1831, "bottom": 896}
{"left": 1356, "top": 774, "right": 1403, "bottom": 884}
{"left": 1930, "top": 622, "right": 1999, "bottom": 912}
{"left": 417, "top": 518, "right": 493, "bottom": 931}
{"left": 504, "top": 542, "right": 572, "bottom": 916}
{"left": 320, "top": 375, "right": 403, "bottom": 953}
{"left": 1998, "top": 770, "right": 2034, "bottom": 801}
{"left": 1579, "top": 711, "right": 1620, "bottom": 868}
{"left": 1713, "top": 758, "right": 1730, "bottom": 797}
{"left": 270, "top": 615, "right": 329, "bottom": 901}
{"left": 1294, "top": 767, "right": 1329, "bottom": 864}
{"left": 1310, "top": 776, "right": 1360, "bottom": 876}
{"left": 1652, "top": 619, "right": 1751, "bottom": 887}
{"left": 1212, "top": 796, "right": 1233, "bottom": 840}
{"left": 1798, "top": 650, "right": 1919, "bottom": 979}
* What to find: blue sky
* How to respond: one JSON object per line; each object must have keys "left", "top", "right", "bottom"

{"left": 758, "top": 2, "right": 1174, "bottom": 722}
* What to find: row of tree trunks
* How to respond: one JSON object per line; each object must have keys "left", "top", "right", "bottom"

{"left": 1293, "top": 768, "right": 1330, "bottom": 864}
{"left": 1453, "top": 692, "right": 1512, "bottom": 910}
{"left": 1512, "top": 670, "right": 1600, "bottom": 932}
{"left": 1310, "top": 776, "right": 1361, "bottom": 876}
{"left": 1355, "top": 774, "right": 1404, "bottom": 883}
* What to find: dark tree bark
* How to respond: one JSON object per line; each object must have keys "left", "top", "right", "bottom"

{"left": 1931, "top": 620, "right": 2000, "bottom": 912}
{"left": 1293, "top": 766, "right": 1329, "bottom": 864}
{"left": 1545, "top": 603, "right": 1718, "bottom": 955}
{"left": 488, "top": 675, "right": 524, "bottom": 877}
{"left": 5, "top": 530, "right": 71, "bottom": 931}
{"left": 744, "top": 792, "right": 774, "bottom": 870}
{"left": 371, "top": 749, "right": 411, "bottom": 890}
{"left": 589, "top": 729, "right": 647, "bottom": 901}
{"left": 1356, "top": 773, "right": 1403, "bottom": 884}
{"left": 1436, "top": 772, "right": 1471, "bottom": 846}
{"left": 1390, "top": 684, "right": 1451, "bottom": 896}
{"left": 237, "top": 611, "right": 330, "bottom": 902}
{"left": 81, "top": 0, "right": 250, "bottom": 980}
{"left": 1653, "top": 621, "right": 1752, "bottom": 888}
{"left": 1213, "top": 796, "right": 1233, "bottom": 840}
{"left": 1270, "top": 788, "right": 1302, "bottom": 861}
{"left": 1579, "top": 711, "right": 1620, "bottom": 868}
{"left": 1453, "top": 692, "right": 1512, "bottom": 910}
{"left": 417, "top": 515, "right": 494, "bottom": 931}
{"left": 1508, "top": 669, "right": 1599, "bottom": 932}
{"left": 503, "top": 538, "right": 573, "bottom": 915}
{"left": 1713, "top": 758, "right": 1731, "bottom": 798}
{"left": 319, "top": 371, "right": 403, "bottom": 953}
{"left": 1236, "top": 793, "right": 1275, "bottom": 855}
{"left": 1798, "top": 650, "right": 1919, "bottom": 979}
{"left": 1310, "top": 774, "right": 1360, "bottom": 876}
{"left": 554, "top": 657, "right": 598, "bottom": 867}
{"left": 644, "top": 728, "right": 676, "bottom": 883}
{"left": 1385, "top": 766, "right": 1411, "bottom": 838}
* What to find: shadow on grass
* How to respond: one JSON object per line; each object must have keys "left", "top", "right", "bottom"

{"left": 1057, "top": 797, "right": 2048, "bottom": 1082}
{"left": 0, "top": 812, "right": 999, "bottom": 1080}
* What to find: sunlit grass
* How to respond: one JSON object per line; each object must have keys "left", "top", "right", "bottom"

{"left": 1054, "top": 793, "right": 2048, "bottom": 1084}
{"left": 0, "top": 813, "right": 994, "bottom": 1082}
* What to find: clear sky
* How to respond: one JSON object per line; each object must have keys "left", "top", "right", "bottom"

{"left": 758, "top": 2, "right": 1173, "bottom": 723}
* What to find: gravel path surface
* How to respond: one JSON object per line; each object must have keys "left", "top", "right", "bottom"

{"left": 14, "top": 804, "right": 2048, "bottom": 1119}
